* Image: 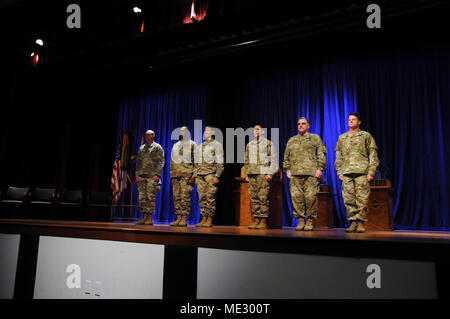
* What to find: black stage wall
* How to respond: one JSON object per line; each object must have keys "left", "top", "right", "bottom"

{"left": 0, "top": 65, "right": 119, "bottom": 195}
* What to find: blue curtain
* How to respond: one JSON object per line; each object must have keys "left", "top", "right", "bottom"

{"left": 116, "top": 47, "right": 450, "bottom": 230}
{"left": 115, "top": 84, "right": 208, "bottom": 224}
{"left": 356, "top": 48, "right": 450, "bottom": 230}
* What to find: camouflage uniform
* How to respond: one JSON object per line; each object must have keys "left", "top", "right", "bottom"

{"left": 335, "top": 130, "right": 378, "bottom": 222}
{"left": 194, "top": 139, "right": 224, "bottom": 218}
{"left": 170, "top": 139, "right": 196, "bottom": 216}
{"left": 244, "top": 138, "right": 278, "bottom": 219}
{"left": 283, "top": 133, "right": 327, "bottom": 220}
{"left": 135, "top": 141, "right": 165, "bottom": 215}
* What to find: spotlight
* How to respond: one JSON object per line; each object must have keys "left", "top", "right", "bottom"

{"left": 35, "top": 39, "right": 44, "bottom": 46}
{"left": 30, "top": 52, "right": 35, "bottom": 57}
{"left": 133, "top": 7, "right": 142, "bottom": 13}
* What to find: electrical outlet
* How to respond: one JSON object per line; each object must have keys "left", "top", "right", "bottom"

{"left": 84, "top": 280, "right": 92, "bottom": 295}
{"left": 94, "top": 281, "right": 102, "bottom": 297}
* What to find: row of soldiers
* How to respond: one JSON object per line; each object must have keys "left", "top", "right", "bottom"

{"left": 134, "top": 113, "right": 378, "bottom": 233}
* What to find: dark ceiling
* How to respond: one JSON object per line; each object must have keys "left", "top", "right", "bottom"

{"left": 1, "top": 0, "right": 449, "bottom": 72}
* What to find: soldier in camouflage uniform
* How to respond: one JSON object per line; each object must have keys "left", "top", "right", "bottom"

{"left": 194, "top": 126, "right": 224, "bottom": 228}
{"left": 283, "top": 117, "right": 327, "bottom": 231}
{"left": 170, "top": 126, "right": 196, "bottom": 227}
{"left": 244, "top": 125, "right": 278, "bottom": 230}
{"left": 135, "top": 130, "right": 165, "bottom": 225}
{"left": 335, "top": 113, "right": 378, "bottom": 233}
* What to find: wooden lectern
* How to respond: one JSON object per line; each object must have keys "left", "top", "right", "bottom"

{"left": 316, "top": 185, "right": 335, "bottom": 228}
{"left": 366, "top": 179, "right": 394, "bottom": 230}
{"left": 316, "top": 179, "right": 394, "bottom": 230}
{"left": 234, "top": 167, "right": 284, "bottom": 228}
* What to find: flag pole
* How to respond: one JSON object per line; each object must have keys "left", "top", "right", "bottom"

{"left": 127, "top": 174, "right": 134, "bottom": 218}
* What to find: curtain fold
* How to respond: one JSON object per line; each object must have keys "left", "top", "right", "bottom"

{"left": 322, "top": 61, "right": 358, "bottom": 228}
{"left": 357, "top": 48, "right": 450, "bottom": 230}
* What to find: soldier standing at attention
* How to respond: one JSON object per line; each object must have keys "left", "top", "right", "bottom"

{"left": 283, "top": 117, "right": 327, "bottom": 231}
{"left": 244, "top": 125, "right": 278, "bottom": 230}
{"left": 135, "top": 130, "right": 165, "bottom": 225}
{"left": 335, "top": 113, "right": 378, "bottom": 233}
{"left": 170, "top": 126, "right": 197, "bottom": 227}
{"left": 194, "top": 126, "right": 224, "bottom": 228}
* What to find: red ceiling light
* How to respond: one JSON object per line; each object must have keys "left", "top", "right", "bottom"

{"left": 32, "top": 53, "right": 39, "bottom": 66}
{"left": 183, "top": 1, "right": 206, "bottom": 24}
{"left": 190, "top": 1, "right": 196, "bottom": 21}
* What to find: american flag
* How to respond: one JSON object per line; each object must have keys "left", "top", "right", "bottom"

{"left": 120, "top": 132, "right": 129, "bottom": 192}
{"left": 111, "top": 137, "right": 122, "bottom": 203}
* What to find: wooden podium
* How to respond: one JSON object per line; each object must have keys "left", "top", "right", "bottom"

{"left": 234, "top": 168, "right": 284, "bottom": 228}
{"left": 316, "top": 184, "right": 335, "bottom": 228}
{"left": 366, "top": 179, "right": 394, "bottom": 230}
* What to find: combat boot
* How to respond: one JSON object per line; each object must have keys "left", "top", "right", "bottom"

{"left": 177, "top": 215, "right": 188, "bottom": 227}
{"left": 254, "top": 218, "right": 267, "bottom": 229}
{"left": 144, "top": 214, "right": 154, "bottom": 225}
{"left": 195, "top": 215, "right": 206, "bottom": 227}
{"left": 345, "top": 221, "right": 358, "bottom": 232}
{"left": 135, "top": 213, "right": 149, "bottom": 225}
{"left": 295, "top": 218, "right": 305, "bottom": 231}
{"left": 303, "top": 218, "right": 314, "bottom": 231}
{"left": 170, "top": 214, "right": 182, "bottom": 226}
{"left": 248, "top": 218, "right": 260, "bottom": 229}
{"left": 202, "top": 216, "right": 213, "bottom": 227}
{"left": 356, "top": 221, "right": 366, "bottom": 233}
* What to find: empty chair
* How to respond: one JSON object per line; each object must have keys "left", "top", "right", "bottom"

{"left": 86, "top": 191, "right": 112, "bottom": 221}
{"left": 56, "top": 189, "right": 84, "bottom": 220}
{"left": 59, "top": 189, "right": 83, "bottom": 204}
{"left": 29, "top": 188, "right": 56, "bottom": 219}
{"left": 2, "top": 186, "right": 29, "bottom": 203}
{"left": 0, "top": 186, "right": 30, "bottom": 218}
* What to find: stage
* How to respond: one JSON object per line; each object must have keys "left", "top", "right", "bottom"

{"left": 1, "top": 219, "right": 450, "bottom": 256}
{"left": 1, "top": 218, "right": 450, "bottom": 299}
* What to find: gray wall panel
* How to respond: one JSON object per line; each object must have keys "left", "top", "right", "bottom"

{"left": 197, "top": 248, "right": 437, "bottom": 299}
{"left": 0, "top": 233, "right": 21, "bottom": 299}
{"left": 34, "top": 236, "right": 165, "bottom": 299}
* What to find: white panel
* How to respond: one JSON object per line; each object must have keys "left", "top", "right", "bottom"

{"left": 197, "top": 248, "right": 437, "bottom": 299}
{"left": 0, "top": 233, "right": 21, "bottom": 299}
{"left": 34, "top": 236, "right": 164, "bottom": 299}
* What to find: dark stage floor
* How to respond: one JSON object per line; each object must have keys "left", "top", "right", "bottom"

{"left": 1, "top": 218, "right": 450, "bottom": 259}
